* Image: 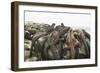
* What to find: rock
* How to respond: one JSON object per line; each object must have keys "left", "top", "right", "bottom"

{"left": 25, "top": 57, "right": 38, "bottom": 61}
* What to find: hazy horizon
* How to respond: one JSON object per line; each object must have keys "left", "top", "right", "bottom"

{"left": 25, "top": 11, "right": 91, "bottom": 33}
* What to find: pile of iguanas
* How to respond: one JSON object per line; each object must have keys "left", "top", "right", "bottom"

{"left": 24, "top": 23, "right": 90, "bottom": 61}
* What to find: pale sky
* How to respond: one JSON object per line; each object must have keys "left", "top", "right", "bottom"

{"left": 25, "top": 11, "right": 91, "bottom": 33}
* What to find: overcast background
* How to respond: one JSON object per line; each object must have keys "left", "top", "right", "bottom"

{"left": 25, "top": 11, "right": 91, "bottom": 33}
